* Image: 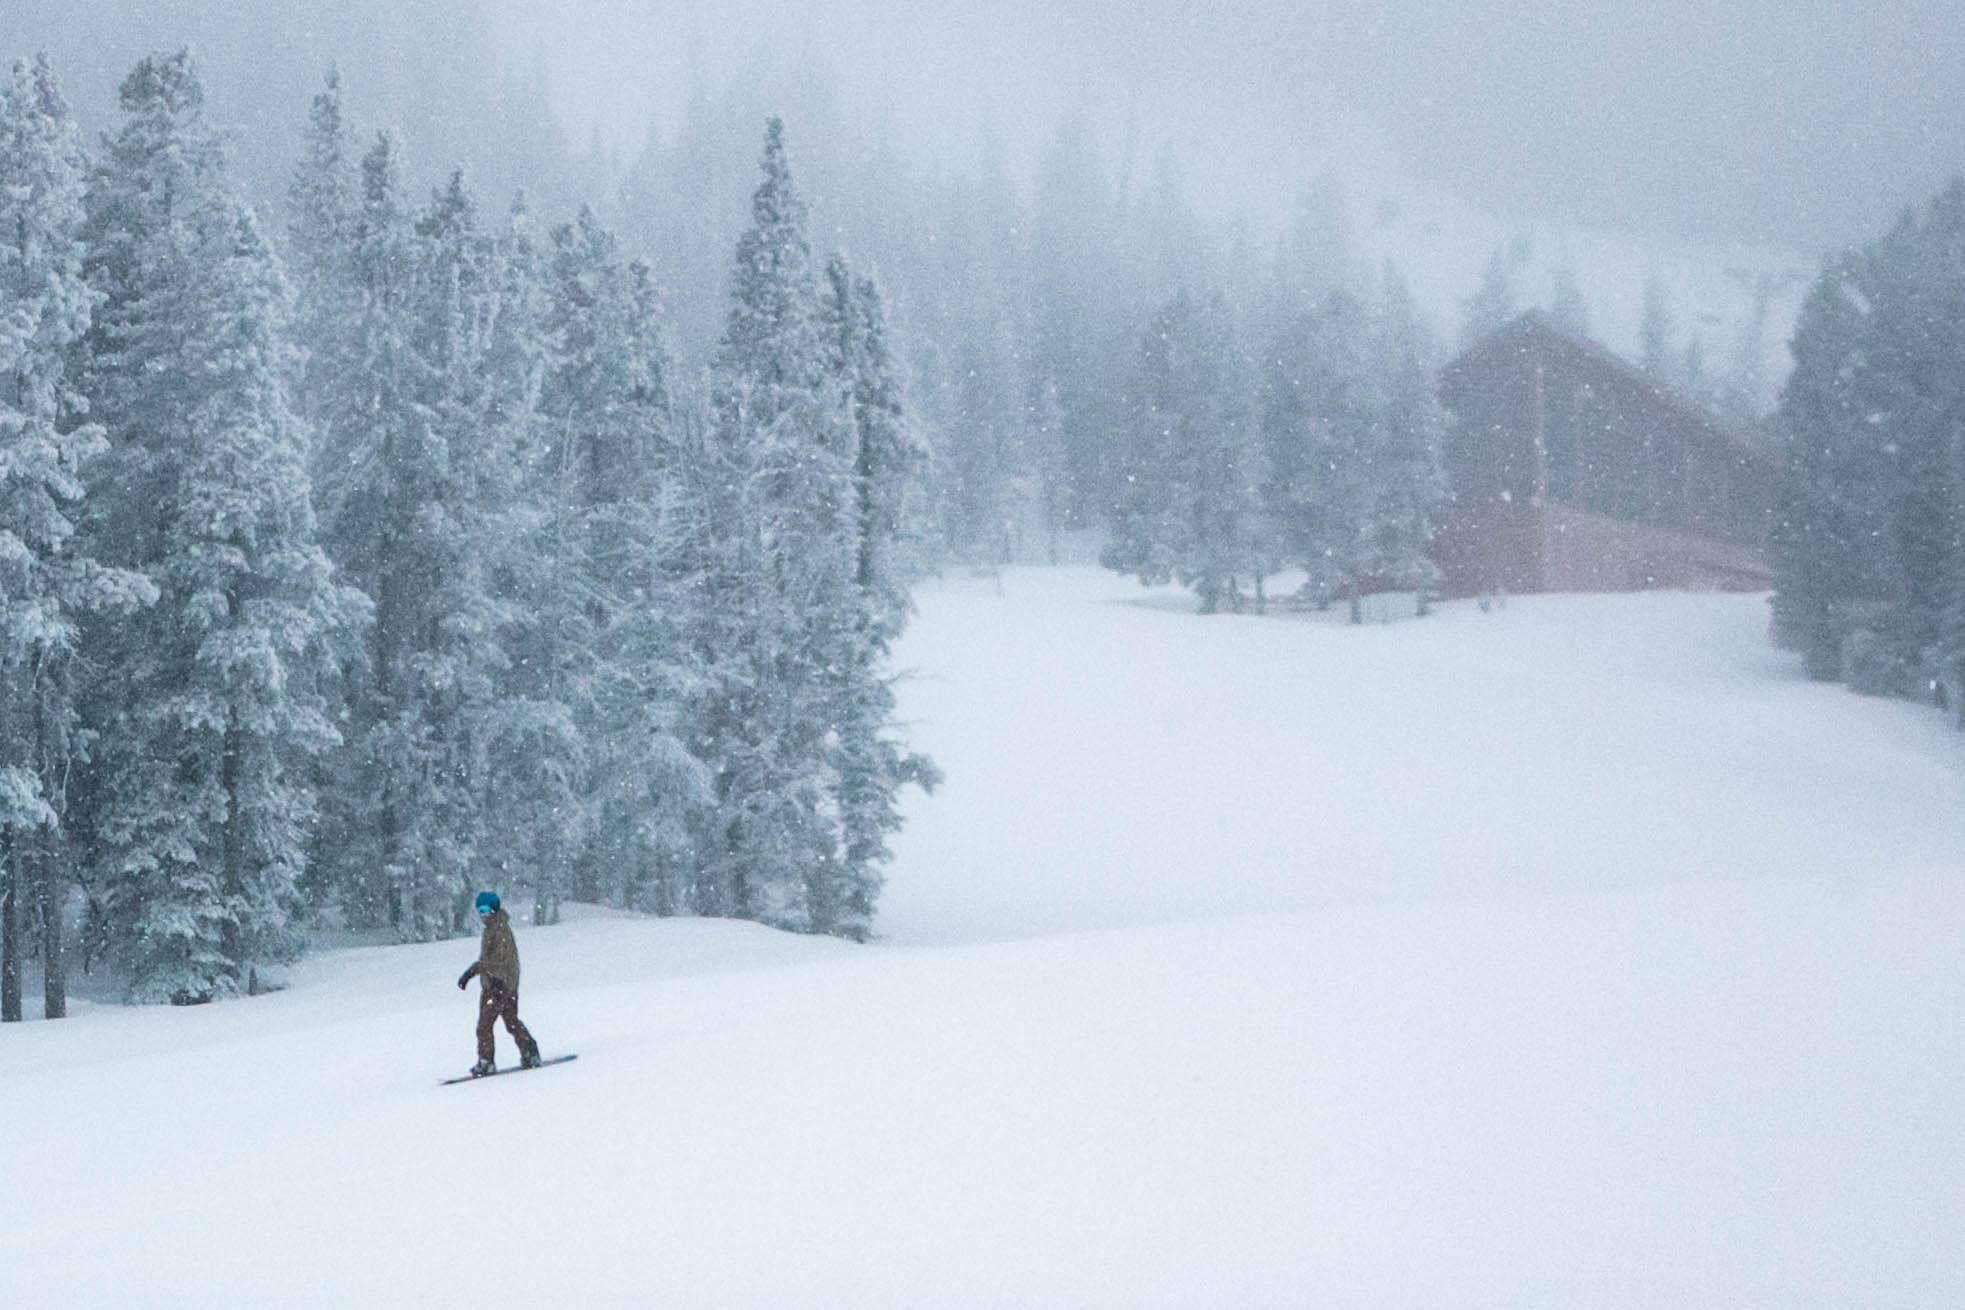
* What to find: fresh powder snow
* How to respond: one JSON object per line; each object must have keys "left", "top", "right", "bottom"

{"left": 2, "top": 567, "right": 1960, "bottom": 1307}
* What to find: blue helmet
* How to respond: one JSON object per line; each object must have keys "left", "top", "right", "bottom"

{"left": 474, "top": 890, "right": 501, "bottom": 915}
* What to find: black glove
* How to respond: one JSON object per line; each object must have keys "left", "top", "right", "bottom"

{"left": 457, "top": 963, "right": 478, "bottom": 990}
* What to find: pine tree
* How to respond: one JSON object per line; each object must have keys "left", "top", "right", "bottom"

{"left": 1933, "top": 221, "right": 1965, "bottom": 708}
{"left": 1718, "top": 271, "right": 1797, "bottom": 424}
{"left": 1772, "top": 255, "right": 1877, "bottom": 679}
{"left": 286, "top": 69, "right": 356, "bottom": 421}
{"left": 80, "top": 52, "right": 363, "bottom": 1000}
{"left": 1549, "top": 267, "right": 1590, "bottom": 339}
{"left": 1030, "top": 107, "right": 1121, "bottom": 531}
{"left": 577, "top": 258, "right": 707, "bottom": 917}
{"left": 1771, "top": 180, "right": 1965, "bottom": 699}
{"left": 1260, "top": 274, "right": 1444, "bottom": 621}
{"left": 0, "top": 56, "right": 155, "bottom": 1019}
{"left": 1864, "top": 191, "right": 1964, "bottom": 690}
{"left": 1270, "top": 289, "right": 1386, "bottom": 611}
{"left": 1105, "top": 290, "right": 1267, "bottom": 613}
{"left": 1365, "top": 265, "right": 1448, "bottom": 601}
{"left": 525, "top": 205, "right": 704, "bottom": 917}
{"left": 1460, "top": 248, "right": 1517, "bottom": 348}
{"left": 1262, "top": 310, "right": 1321, "bottom": 591}
{"left": 823, "top": 259, "right": 925, "bottom": 648}
{"left": 1104, "top": 294, "right": 1188, "bottom": 594}
{"left": 818, "top": 257, "right": 938, "bottom": 936}
{"left": 306, "top": 131, "right": 420, "bottom": 929}
{"left": 363, "top": 168, "right": 521, "bottom": 940}
{"left": 282, "top": 69, "right": 365, "bottom": 917}
{"left": 1677, "top": 334, "right": 1716, "bottom": 411}
{"left": 1639, "top": 273, "right": 1675, "bottom": 381}
{"left": 699, "top": 118, "right": 856, "bottom": 930}
{"left": 1180, "top": 292, "right": 1267, "bottom": 614}
{"left": 1281, "top": 174, "right": 1355, "bottom": 308}
{"left": 1027, "top": 374, "right": 1070, "bottom": 565}
{"left": 472, "top": 192, "right": 582, "bottom": 925}
{"left": 301, "top": 139, "right": 519, "bottom": 940}
{"left": 923, "top": 178, "right": 1025, "bottom": 568}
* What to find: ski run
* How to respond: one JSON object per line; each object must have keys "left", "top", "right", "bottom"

{"left": 3, "top": 568, "right": 1962, "bottom": 1307}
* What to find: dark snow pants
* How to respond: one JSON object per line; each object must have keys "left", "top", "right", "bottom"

{"left": 477, "top": 979, "right": 539, "bottom": 1065}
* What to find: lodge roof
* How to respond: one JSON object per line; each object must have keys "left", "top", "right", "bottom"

{"left": 1441, "top": 311, "right": 1776, "bottom": 469}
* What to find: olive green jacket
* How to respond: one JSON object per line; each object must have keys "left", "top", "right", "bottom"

{"left": 475, "top": 908, "right": 521, "bottom": 993}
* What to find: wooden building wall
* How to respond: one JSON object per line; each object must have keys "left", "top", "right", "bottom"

{"left": 1434, "top": 315, "right": 1773, "bottom": 597}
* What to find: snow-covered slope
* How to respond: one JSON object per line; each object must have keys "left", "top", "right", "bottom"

{"left": 4, "top": 569, "right": 1962, "bottom": 1307}
{"left": 886, "top": 571, "right": 1965, "bottom": 944}
{"left": 1349, "top": 170, "right": 1811, "bottom": 408}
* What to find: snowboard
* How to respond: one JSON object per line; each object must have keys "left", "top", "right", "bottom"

{"left": 441, "top": 1054, "right": 577, "bottom": 1085}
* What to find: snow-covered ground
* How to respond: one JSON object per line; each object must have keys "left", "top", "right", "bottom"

{"left": 4, "top": 568, "right": 1962, "bottom": 1307}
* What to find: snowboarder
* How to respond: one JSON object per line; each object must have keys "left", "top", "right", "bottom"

{"left": 457, "top": 891, "right": 542, "bottom": 1076}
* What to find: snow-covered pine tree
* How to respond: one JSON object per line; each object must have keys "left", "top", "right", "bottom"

{"left": 1104, "top": 292, "right": 1188, "bottom": 593}
{"left": 1549, "top": 266, "right": 1590, "bottom": 339}
{"left": 905, "top": 150, "right": 1034, "bottom": 569}
{"left": 281, "top": 69, "right": 367, "bottom": 918}
{"left": 1772, "top": 254, "right": 1878, "bottom": 680}
{"left": 1261, "top": 308, "right": 1320, "bottom": 593}
{"left": 1178, "top": 292, "right": 1267, "bottom": 614}
{"left": 1771, "top": 181, "right": 1965, "bottom": 698}
{"left": 518, "top": 204, "right": 705, "bottom": 919}
{"left": 1857, "top": 188, "right": 1965, "bottom": 692}
{"left": 286, "top": 70, "right": 356, "bottom": 423}
{"left": 301, "top": 138, "right": 520, "bottom": 941}
{"left": 360, "top": 167, "right": 521, "bottom": 940}
{"left": 1280, "top": 173, "right": 1356, "bottom": 310}
{"left": 1719, "top": 271, "right": 1796, "bottom": 425}
{"left": 930, "top": 210, "right": 1025, "bottom": 569}
{"left": 1459, "top": 247, "right": 1517, "bottom": 348}
{"left": 1104, "top": 289, "right": 1267, "bottom": 614}
{"left": 0, "top": 56, "right": 155, "bottom": 1020}
{"left": 583, "top": 259, "right": 708, "bottom": 917}
{"left": 1265, "top": 288, "right": 1386, "bottom": 614}
{"left": 1677, "top": 334, "right": 1717, "bottom": 411}
{"left": 1259, "top": 272, "right": 1445, "bottom": 622}
{"left": 1923, "top": 186, "right": 1965, "bottom": 703}
{"left": 1030, "top": 108, "right": 1123, "bottom": 532}
{"left": 1639, "top": 274, "right": 1675, "bottom": 381}
{"left": 817, "top": 256, "right": 938, "bottom": 936}
{"left": 827, "top": 261, "right": 925, "bottom": 645}
{"left": 700, "top": 118, "right": 857, "bottom": 932}
{"left": 304, "top": 130, "right": 417, "bottom": 929}
{"left": 471, "top": 192, "right": 587, "bottom": 926}
{"left": 1364, "top": 264, "right": 1448, "bottom": 604}
{"left": 79, "top": 51, "right": 364, "bottom": 1001}
{"left": 1027, "top": 374, "right": 1070, "bottom": 566}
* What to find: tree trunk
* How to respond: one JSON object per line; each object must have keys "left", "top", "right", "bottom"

{"left": 1044, "top": 484, "right": 1060, "bottom": 566}
{"left": 32, "top": 691, "right": 66, "bottom": 1018}
{"left": 39, "top": 840, "right": 65, "bottom": 1020}
{"left": 220, "top": 710, "right": 244, "bottom": 983}
{"left": 1, "top": 834, "right": 20, "bottom": 1023}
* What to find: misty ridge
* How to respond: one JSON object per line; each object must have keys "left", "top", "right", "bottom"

{"left": 18, "top": 1, "right": 1965, "bottom": 391}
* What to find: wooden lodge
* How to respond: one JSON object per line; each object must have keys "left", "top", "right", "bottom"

{"left": 1432, "top": 313, "right": 1774, "bottom": 597}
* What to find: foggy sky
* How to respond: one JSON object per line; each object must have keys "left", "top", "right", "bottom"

{"left": 503, "top": 0, "right": 1965, "bottom": 254}
{"left": 10, "top": 1, "right": 1963, "bottom": 255}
